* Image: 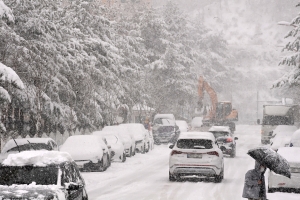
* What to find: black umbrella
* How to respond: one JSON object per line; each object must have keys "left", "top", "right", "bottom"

{"left": 247, "top": 146, "right": 291, "bottom": 178}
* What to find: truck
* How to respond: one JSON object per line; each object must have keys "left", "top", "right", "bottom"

{"left": 260, "top": 104, "right": 300, "bottom": 144}
{"left": 198, "top": 76, "right": 238, "bottom": 132}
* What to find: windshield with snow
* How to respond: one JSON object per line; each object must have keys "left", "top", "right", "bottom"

{"left": 0, "top": 166, "right": 58, "bottom": 186}
{"left": 177, "top": 139, "right": 213, "bottom": 149}
{"left": 262, "top": 116, "right": 292, "bottom": 126}
{"left": 6, "top": 143, "right": 52, "bottom": 153}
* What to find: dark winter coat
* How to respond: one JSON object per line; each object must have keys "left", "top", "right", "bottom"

{"left": 242, "top": 161, "right": 267, "bottom": 200}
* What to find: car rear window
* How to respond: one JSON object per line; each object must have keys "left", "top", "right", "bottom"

{"left": 177, "top": 139, "right": 213, "bottom": 149}
{"left": 210, "top": 131, "right": 229, "bottom": 138}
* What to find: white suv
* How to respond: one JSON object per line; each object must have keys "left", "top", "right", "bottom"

{"left": 169, "top": 132, "right": 224, "bottom": 182}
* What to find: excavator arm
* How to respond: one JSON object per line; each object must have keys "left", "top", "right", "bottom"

{"left": 198, "top": 76, "right": 218, "bottom": 120}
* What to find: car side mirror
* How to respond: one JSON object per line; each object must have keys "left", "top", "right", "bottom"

{"left": 169, "top": 144, "right": 174, "bottom": 149}
{"left": 66, "top": 183, "right": 80, "bottom": 191}
{"left": 107, "top": 145, "right": 111, "bottom": 149}
{"left": 234, "top": 137, "right": 238, "bottom": 140}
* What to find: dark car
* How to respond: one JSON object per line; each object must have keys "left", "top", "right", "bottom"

{"left": 209, "top": 126, "right": 238, "bottom": 158}
{"left": 0, "top": 151, "right": 88, "bottom": 199}
{"left": 152, "top": 114, "right": 180, "bottom": 144}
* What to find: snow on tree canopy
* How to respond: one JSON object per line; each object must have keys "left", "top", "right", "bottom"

{"left": 0, "top": 62, "right": 24, "bottom": 89}
{"left": 0, "top": 86, "right": 10, "bottom": 102}
{"left": 0, "top": 0, "right": 14, "bottom": 22}
{"left": 2, "top": 151, "right": 73, "bottom": 167}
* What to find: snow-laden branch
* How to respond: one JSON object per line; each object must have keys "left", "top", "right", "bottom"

{"left": 278, "top": 21, "right": 297, "bottom": 27}
{"left": 0, "top": 62, "right": 24, "bottom": 89}
{"left": 0, "top": 0, "right": 14, "bottom": 22}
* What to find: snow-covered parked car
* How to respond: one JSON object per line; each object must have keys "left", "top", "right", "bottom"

{"left": 152, "top": 114, "right": 180, "bottom": 144}
{"left": 93, "top": 131, "right": 126, "bottom": 162}
{"left": 208, "top": 126, "right": 238, "bottom": 157}
{"left": 176, "top": 120, "right": 189, "bottom": 132}
{"left": 268, "top": 147, "right": 300, "bottom": 193}
{"left": 119, "top": 123, "right": 148, "bottom": 153}
{"left": 0, "top": 151, "right": 88, "bottom": 200}
{"left": 60, "top": 135, "right": 111, "bottom": 172}
{"left": 270, "top": 125, "right": 298, "bottom": 151}
{"left": 0, "top": 138, "right": 58, "bottom": 163}
{"left": 290, "top": 129, "right": 300, "bottom": 147}
{"left": 102, "top": 125, "right": 136, "bottom": 157}
{"left": 169, "top": 132, "right": 224, "bottom": 183}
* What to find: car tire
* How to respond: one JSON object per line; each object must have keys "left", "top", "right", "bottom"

{"left": 145, "top": 143, "right": 150, "bottom": 153}
{"left": 128, "top": 147, "right": 132, "bottom": 157}
{"left": 268, "top": 187, "right": 276, "bottom": 193}
{"left": 169, "top": 172, "right": 176, "bottom": 182}
{"left": 214, "top": 167, "right": 224, "bottom": 183}
{"left": 122, "top": 152, "right": 126, "bottom": 162}
{"left": 132, "top": 147, "right": 136, "bottom": 156}
{"left": 230, "top": 148, "right": 236, "bottom": 158}
{"left": 141, "top": 144, "right": 146, "bottom": 154}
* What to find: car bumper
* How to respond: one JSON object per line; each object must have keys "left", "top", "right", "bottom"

{"left": 169, "top": 158, "right": 223, "bottom": 176}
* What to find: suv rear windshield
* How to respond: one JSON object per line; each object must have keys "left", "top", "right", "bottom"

{"left": 177, "top": 139, "right": 213, "bottom": 149}
{"left": 0, "top": 165, "right": 58, "bottom": 185}
{"left": 210, "top": 131, "right": 229, "bottom": 138}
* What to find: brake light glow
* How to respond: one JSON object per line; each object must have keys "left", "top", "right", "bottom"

{"left": 171, "top": 150, "right": 182, "bottom": 156}
{"left": 226, "top": 138, "right": 233, "bottom": 142}
{"left": 278, "top": 183, "right": 286, "bottom": 186}
{"left": 207, "top": 151, "right": 219, "bottom": 157}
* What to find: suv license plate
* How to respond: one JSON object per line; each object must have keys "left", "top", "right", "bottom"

{"left": 187, "top": 154, "right": 202, "bottom": 159}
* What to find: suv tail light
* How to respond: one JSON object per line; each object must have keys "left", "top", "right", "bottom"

{"left": 226, "top": 138, "right": 233, "bottom": 142}
{"left": 207, "top": 151, "right": 219, "bottom": 157}
{"left": 171, "top": 150, "right": 182, "bottom": 156}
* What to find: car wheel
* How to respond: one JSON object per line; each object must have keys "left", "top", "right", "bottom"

{"left": 169, "top": 171, "right": 176, "bottom": 182}
{"left": 98, "top": 159, "right": 104, "bottom": 172}
{"left": 268, "top": 187, "right": 276, "bottom": 193}
{"left": 128, "top": 147, "right": 132, "bottom": 157}
{"left": 122, "top": 152, "right": 126, "bottom": 162}
{"left": 230, "top": 148, "right": 236, "bottom": 158}
{"left": 214, "top": 167, "right": 224, "bottom": 183}
{"left": 141, "top": 144, "right": 146, "bottom": 154}
{"left": 106, "top": 155, "right": 111, "bottom": 168}
{"left": 132, "top": 147, "right": 136, "bottom": 156}
{"left": 82, "top": 188, "right": 88, "bottom": 200}
{"left": 145, "top": 143, "right": 150, "bottom": 153}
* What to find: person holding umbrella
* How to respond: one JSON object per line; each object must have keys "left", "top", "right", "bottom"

{"left": 242, "top": 161, "right": 267, "bottom": 200}
{"left": 243, "top": 146, "right": 291, "bottom": 200}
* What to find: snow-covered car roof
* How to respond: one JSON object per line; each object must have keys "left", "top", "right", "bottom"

{"left": 175, "top": 120, "right": 188, "bottom": 126}
{"left": 208, "top": 126, "right": 231, "bottom": 132}
{"left": 60, "top": 135, "right": 104, "bottom": 161}
{"left": 291, "top": 129, "right": 300, "bottom": 139}
{"left": 1, "top": 150, "right": 73, "bottom": 167}
{"left": 277, "top": 147, "right": 300, "bottom": 163}
{"left": 2, "top": 138, "right": 56, "bottom": 153}
{"left": 178, "top": 132, "right": 215, "bottom": 141}
{"left": 154, "top": 114, "right": 175, "bottom": 120}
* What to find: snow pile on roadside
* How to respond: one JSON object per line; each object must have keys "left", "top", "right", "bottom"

{"left": 2, "top": 151, "right": 73, "bottom": 166}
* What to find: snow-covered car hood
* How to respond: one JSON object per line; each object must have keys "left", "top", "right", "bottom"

{"left": 0, "top": 184, "right": 65, "bottom": 200}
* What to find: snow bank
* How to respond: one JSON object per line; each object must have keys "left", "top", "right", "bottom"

{"left": 2, "top": 151, "right": 73, "bottom": 166}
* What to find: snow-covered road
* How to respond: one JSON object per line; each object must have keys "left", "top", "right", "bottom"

{"left": 82, "top": 125, "right": 300, "bottom": 200}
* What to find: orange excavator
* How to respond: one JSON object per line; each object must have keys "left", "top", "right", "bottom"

{"left": 198, "top": 76, "right": 238, "bottom": 131}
